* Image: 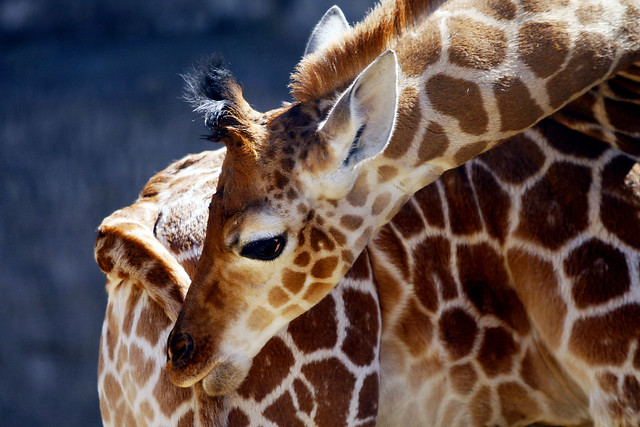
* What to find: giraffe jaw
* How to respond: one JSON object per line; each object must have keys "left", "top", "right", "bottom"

{"left": 201, "top": 355, "right": 252, "bottom": 396}
{"left": 166, "top": 349, "right": 252, "bottom": 396}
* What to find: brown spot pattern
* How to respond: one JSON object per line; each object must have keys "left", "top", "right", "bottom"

{"left": 519, "top": 22, "right": 570, "bottom": 79}
{"left": 145, "top": 264, "right": 171, "bottom": 289}
{"left": 302, "top": 282, "right": 334, "bottom": 304}
{"left": 344, "top": 250, "right": 371, "bottom": 281}
{"left": 413, "top": 184, "right": 445, "bottom": 228}
{"left": 374, "top": 226, "right": 409, "bottom": 280}
{"left": 453, "top": 140, "right": 490, "bottom": 167}
{"left": 494, "top": 76, "right": 544, "bottom": 132}
{"left": 342, "top": 289, "right": 379, "bottom": 366}
{"left": 478, "top": 327, "right": 519, "bottom": 377}
{"left": 606, "top": 97, "right": 640, "bottom": 135}
{"left": 547, "top": 32, "right": 615, "bottom": 109}
{"left": 288, "top": 295, "right": 337, "bottom": 353}
{"left": 293, "top": 251, "right": 311, "bottom": 267}
{"left": 623, "top": 376, "right": 640, "bottom": 411}
{"left": 358, "top": 374, "right": 379, "bottom": 420}
{"left": 385, "top": 87, "right": 422, "bottom": 159}
{"left": 371, "top": 262, "right": 403, "bottom": 325}
{"left": 449, "top": 17, "right": 507, "bottom": 70}
{"left": 413, "top": 236, "right": 457, "bottom": 311}
{"left": 516, "top": 162, "right": 592, "bottom": 250}
{"left": 570, "top": 304, "right": 640, "bottom": 365}
{"left": 136, "top": 297, "right": 171, "bottom": 346}
{"left": 340, "top": 214, "right": 363, "bottom": 231}
{"left": 471, "top": 164, "right": 511, "bottom": 243}
{"left": 227, "top": 409, "right": 250, "bottom": 427}
{"left": 439, "top": 308, "right": 478, "bottom": 360}
{"left": 293, "top": 379, "right": 314, "bottom": 415}
{"left": 301, "top": 358, "right": 356, "bottom": 426}
{"left": 478, "top": 133, "right": 545, "bottom": 183}
{"left": 346, "top": 172, "right": 369, "bottom": 207}
{"left": 506, "top": 249, "right": 565, "bottom": 347}
{"left": 565, "top": 238, "right": 630, "bottom": 308}
{"left": 247, "top": 307, "right": 272, "bottom": 331}
{"left": 441, "top": 168, "right": 483, "bottom": 235}
{"left": 471, "top": 386, "right": 493, "bottom": 426}
{"left": 479, "top": 0, "right": 517, "bottom": 20}
{"left": 597, "top": 372, "right": 619, "bottom": 394}
{"left": 497, "top": 382, "right": 541, "bottom": 424}
{"left": 311, "top": 256, "right": 339, "bottom": 279}
{"left": 283, "top": 268, "right": 306, "bottom": 294}
{"left": 328, "top": 227, "right": 347, "bottom": 246}
{"left": 237, "top": 336, "right": 295, "bottom": 401}
{"left": 310, "top": 227, "right": 335, "bottom": 252}
{"left": 426, "top": 74, "right": 489, "bottom": 135}
{"left": 128, "top": 344, "right": 155, "bottom": 386}
{"left": 395, "top": 299, "right": 433, "bottom": 356}
{"left": 264, "top": 393, "right": 305, "bottom": 427}
{"left": 538, "top": 118, "right": 607, "bottom": 159}
{"left": 268, "top": 286, "right": 289, "bottom": 308}
{"left": 122, "top": 286, "right": 142, "bottom": 336}
{"left": 601, "top": 156, "right": 640, "bottom": 249}
{"left": 153, "top": 372, "right": 193, "bottom": 417}
{"left": 417, "top": 122, "right": 449, "bottom": 165}
{"left": 459, "top": 243, "right": 530, "bottom": 334}
{"left": 390, "top": 199, "right": 425, "bottom": 239}
{"left": 377, "top": 165, "right": 398, "bottom": 182}
{"left": 177, "top": 410, "right": 194, "bottom": 427}
{"left": 450, "top": 363, "right": 478, "bottom": 395}
{"left": 397, "top": 23, "right": 441, "bottom": 77}
{"left": 273, "top": 170, "right": 289, "bottom": 190}
{"left": 371, "top": 192, "right": 391, "bottom": 216}
{"left": 105, "top": 304, "right": 118, "bottom": 361}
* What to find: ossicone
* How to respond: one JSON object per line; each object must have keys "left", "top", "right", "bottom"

{"left": 182, "top": 55, "right": 258, "bottom": 142}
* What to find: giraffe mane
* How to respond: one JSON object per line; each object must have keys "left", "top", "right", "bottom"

{"left": 290, "top": 0, "right": 440, "bottom": 102}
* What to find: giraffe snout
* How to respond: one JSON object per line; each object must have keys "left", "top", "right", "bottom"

{"left": 167, "top": 330, "right": 195, "bottom": 366}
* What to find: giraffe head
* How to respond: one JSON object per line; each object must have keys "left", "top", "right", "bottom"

{"left": 166, "top": 9, "right": 399, "bottom": 396}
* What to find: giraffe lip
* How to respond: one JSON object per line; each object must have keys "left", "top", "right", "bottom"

{"left": 166, "top": 349, "right": 251, "bottom": 395}
{"left": 165, "top": 345, "right": 220, "bottom": 388}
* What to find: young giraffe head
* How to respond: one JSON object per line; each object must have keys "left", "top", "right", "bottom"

{"left": 166, "top": 16, "right": 400, "bottom": 395}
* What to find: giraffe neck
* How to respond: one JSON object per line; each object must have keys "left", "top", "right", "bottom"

{"left": 297, "top": 0, "right": 640, "bottom": 195}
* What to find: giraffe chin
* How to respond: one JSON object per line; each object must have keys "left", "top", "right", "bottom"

{"left": 201, "top": 358, "right": 252, "bottom": 397}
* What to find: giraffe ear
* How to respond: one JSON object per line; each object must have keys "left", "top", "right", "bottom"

{"left": 309, "top": 50, "right": 398, "bottom": 198}
{"left": 304, "top": 6, "right": 350, "bottom": 56}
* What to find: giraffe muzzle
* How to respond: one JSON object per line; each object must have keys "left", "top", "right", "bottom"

{"left": 167, "top": 331, "right": 195, "bottom": 366}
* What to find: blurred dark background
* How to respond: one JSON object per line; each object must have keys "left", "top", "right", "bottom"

{"left": 0, "top": 0, "right": 370, "bottom": 424}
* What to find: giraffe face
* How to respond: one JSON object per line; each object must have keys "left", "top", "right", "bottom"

{"left": 166, "top": 52, "right": 398, "bottom": 395}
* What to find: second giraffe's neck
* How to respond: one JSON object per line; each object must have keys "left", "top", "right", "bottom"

{"left": 394, "top": 0, "right": 638, "bottom": 187}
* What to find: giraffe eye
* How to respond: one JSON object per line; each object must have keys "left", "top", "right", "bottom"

{"left": 240, "top": 235, "right": 287, "bottom": 261}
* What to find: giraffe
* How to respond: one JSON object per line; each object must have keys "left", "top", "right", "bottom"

{"left": 98, "top": 0, "right": 633, "bottom": 425}
{"left": 95, "top": 148, "right": 381, "bottom": 426}
{"left": 165, "top": 1, "right": 640, "bottom": 424}
{"left": 96, "top": 72, "right": 640, "bottom": 424}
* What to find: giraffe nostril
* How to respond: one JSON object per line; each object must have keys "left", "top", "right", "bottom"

{"left": 167, "top": 332, "right": 195, "bottom": 365}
